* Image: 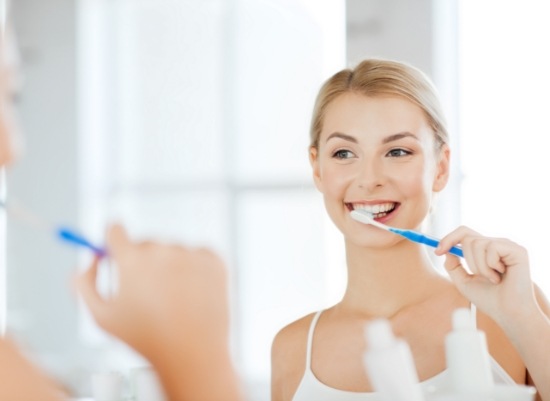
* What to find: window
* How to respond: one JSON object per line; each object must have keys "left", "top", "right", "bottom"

{"left": 78, "top": 0, "right": 345, "bottom": 398}
{"left": 459, "top": 1, "right": 550, "bottom": 294}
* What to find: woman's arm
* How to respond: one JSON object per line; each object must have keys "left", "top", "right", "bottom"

{"left": 0, "top": 338, "right": 63, "bottom": 401}
{"left": 505, "top": 285, "right": 550, "bottom": 401}
{"left": 437, "top": 226, "right": 550, "bottom": 401}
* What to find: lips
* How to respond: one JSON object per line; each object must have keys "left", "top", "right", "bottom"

{"left": 346, "top": 202, "right": 399, "bottom": 219}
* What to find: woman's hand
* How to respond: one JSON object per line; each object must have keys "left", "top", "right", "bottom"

{"left": 75, "top": 224, "right": 243, "bottom": 401}
{"left": 435, "top": 225, "right": 537, "bottom": 326}
{"left": 75, "top": 224, "right": 230, "bottom": 359}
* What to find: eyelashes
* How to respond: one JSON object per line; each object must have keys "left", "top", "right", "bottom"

{"left": 332, "top": 149, "right": 355, "bottom": 159}
{"left": 331, "top": 148, "right": 413, "bottom": 160}
{"left": 385, "top": 148, "right": 413, "bottom": 157}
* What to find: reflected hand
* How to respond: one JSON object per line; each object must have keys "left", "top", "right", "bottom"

{"left": 75, "top": 224, "right": 230, "bottom": 359}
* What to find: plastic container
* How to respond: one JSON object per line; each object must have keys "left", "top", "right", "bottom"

{"left": 90, "top": 371, "right": 124, "bottom": 401}
{"left": 425, "top": 383, "right": 536, "bottom": 401}
{"left": 130, "top": 366, "right": 167, "bottom": 401}
{"left": 364, "top": 318, "right": 425, "bottom": 401}
{"left": 445, "top": 307, "right": 493, "bottom": 395}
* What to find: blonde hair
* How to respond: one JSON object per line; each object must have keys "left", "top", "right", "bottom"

{"left": 310, "top": 59, "right": 448, "bottom": 149}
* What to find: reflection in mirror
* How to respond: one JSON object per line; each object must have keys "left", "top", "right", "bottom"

{"left": 7, "top": 0, "right": 344, "bottom": 399}
{"left": 5, "top": 0, "right": 550, "bottom": 399}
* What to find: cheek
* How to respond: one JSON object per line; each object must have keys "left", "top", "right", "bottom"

{"left": 395, "top": 164, "right": 434, "bottom": 198}
{"left": 0, "top": 107, "right": 19, "bottom": 166}
{"left": 319, "top": 165, "right": 353, "bottom": 197}
{"left": 0, "top": 121, "right": 13, "bottom": 166}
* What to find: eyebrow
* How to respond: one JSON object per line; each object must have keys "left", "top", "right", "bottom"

{"left": 325, "top": 131, "right": 419, "bottom": 144}
{"left": 325, "top": 132, "right": 357, "bottom": 143}
{"left": 382, "top": 132, "right": 419, "bottom": 144}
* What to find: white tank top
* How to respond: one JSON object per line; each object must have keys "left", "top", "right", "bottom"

{"left": 292, "top": 305, "right": 516, "bottom": 401}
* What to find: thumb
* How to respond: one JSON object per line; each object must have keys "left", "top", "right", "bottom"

{"left": 75, "top": 257, "right": 109, "bottom": 323}
{"left": 444, "top": 254, "right": 471, "bottom": 290}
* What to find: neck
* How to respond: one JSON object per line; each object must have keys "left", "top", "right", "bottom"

{"left": 340, "top": 239, "right": 446, "bottom": 318}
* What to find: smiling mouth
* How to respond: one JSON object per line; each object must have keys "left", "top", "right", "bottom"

{"left": 346, "top": 202, "right": 398, "bottom": 219}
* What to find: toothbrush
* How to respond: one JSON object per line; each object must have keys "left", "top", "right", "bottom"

{"left": 350, "top": 209, "right": 463, "bottom": 258}
{"left": 0, "top": 199, "right": 107, "bottom": 257}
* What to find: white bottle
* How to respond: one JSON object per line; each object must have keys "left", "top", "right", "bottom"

{"left": 131, "top": 366, "right": 167, "bottom": 401}
{"left": 364, "top": 318, "right": 425, "bottom": 401}
{"left": 91, "top": 371, "right": 124, "bottom": 401}
{"left": 445, "top": 307, "right": 494, "bottom": 395}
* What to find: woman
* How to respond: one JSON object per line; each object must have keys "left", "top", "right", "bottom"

{"left": 271, "top": 58, "right": 550, "bottom": 401}
{"left": 0, "top": 20, "right": 242, "bottom": 401}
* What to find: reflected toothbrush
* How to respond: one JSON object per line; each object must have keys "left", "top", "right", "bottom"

{"left": 350, "top": 209, "right": 463, "bottom": 258}
{"left": 56, "top": 226, "right": 107, "bottom": 256}
{"left": 0, "top": 199, "right": 107, "bottom": 257}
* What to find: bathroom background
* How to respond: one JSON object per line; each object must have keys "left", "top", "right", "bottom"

{"left": 2, "top": 0, "right": 549, "bottom": 399}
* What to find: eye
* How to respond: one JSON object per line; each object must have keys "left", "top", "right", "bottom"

{"left": 332, "top": 149, "right": 355, "bottom": 160}
{"left": 386, "top": 148, "right": 412, "bottom": 157}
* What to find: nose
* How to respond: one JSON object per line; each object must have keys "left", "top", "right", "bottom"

{"left": 355, "top": 157, "right": 386, "bottom": 191}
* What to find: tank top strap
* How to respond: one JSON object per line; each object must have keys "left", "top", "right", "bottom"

{"left": 470, "top": 302, "right": 478, "bottom": 328}
{"left": 469, "top": 303, "right": 516, "bottom": 385}
{"left": 305, "top": 310, "right": 323, "bottom": 370}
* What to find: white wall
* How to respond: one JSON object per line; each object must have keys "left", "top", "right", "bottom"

{"left": 8, "top": 0, "right": 86, "bottom": 384}
{"left": 6, "top": 0, "right": 460, "bottom": 399}
{"left": 9, "top": 1, "right": 347, "bottom": 399}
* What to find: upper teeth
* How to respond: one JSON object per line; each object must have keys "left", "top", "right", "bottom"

{"left": 354, "top": 203, "right": 395, "bottom": 214}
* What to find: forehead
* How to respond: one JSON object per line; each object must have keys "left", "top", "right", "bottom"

{"left": 321, "top": 93, "right": 433, "bottom": 142}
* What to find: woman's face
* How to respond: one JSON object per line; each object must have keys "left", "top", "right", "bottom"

{"left": 0, "top": 31, "right": 20, "bottom": 168}
{"left": 310, "top": 93, "right": 449, "bottom": 248}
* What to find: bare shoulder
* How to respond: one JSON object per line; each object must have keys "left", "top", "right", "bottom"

{"left": 271, "top": 312, "right": 317, "bottom": 401}
{"left": 272, "top": 312, "right": 316, "bottom": 374}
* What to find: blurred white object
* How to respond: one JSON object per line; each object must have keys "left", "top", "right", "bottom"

{"left": 90, "top": 371, "right": 124, "bottom": 401}
{"left": 425, "top": 383, "right": 536, "bottom": 401}
{"left": 130, "top": 366, "right": 166, "bottom": 401}
{"left": 439, "top": 307, "right": 536, "bottom": 401}
{"left": 492, "top": 384, "right": 537, "bottom": 401}
{"left": 445, "top": 308, "right": 493, "bottom": 394}
{"left": 364, "top": 318, "right": 425, "bottom": 401}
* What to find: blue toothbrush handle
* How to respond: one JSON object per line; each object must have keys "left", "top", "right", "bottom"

{"left": 393, "top": 229, "right": 464, "bottom": 258}
{"left": 57, "top": 227, "right": 107, "bottom": 257}
{"left": 420, "top": 235, "right": 464, "bottom": 258}
{"left": 448, "top": 246, "right": 464, "bottom": 258}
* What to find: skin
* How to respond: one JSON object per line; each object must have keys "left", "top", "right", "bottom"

{"left": 76, "top": 226, "right": 243, "bottom": 401}
{"left": 271, "top": 93, "right": 550, "bottom": 401}
{"left": 0, "top": 26, "right": 64, "bottom": 401}
{"left": 0, "top": 26, "right": 243, "bottom": 401}
{"left": 0, "top": 28, "right": 19, "bottom": 167}
{"left": 438, "top": 228, "right": 550, "bottom": 400}
{"left": 3, "top": 21, "right": 549, "bottom": 400}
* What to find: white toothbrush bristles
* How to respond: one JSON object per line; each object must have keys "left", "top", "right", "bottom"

{"left": 350, "top": 209, "right": 391, "bottom": 231}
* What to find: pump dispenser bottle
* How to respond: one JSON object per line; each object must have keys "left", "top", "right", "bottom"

{"left": 364, "top": 319, "right": 425, "bottom": 401}
{"left": 445, "top": 307, "right": 494, "bottom": 395}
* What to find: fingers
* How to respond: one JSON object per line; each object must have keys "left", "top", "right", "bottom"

{"left": 106, "top": 224, "right": 162, "bottom": 267}
{"left": 468, "top": 238, "right": 503, "bottom": 284}
{"left": 75, "top": 257, "right": 108, "bottom": 322}
{"left": 435, "top": 225, "right": 480, "bottom": 256}
{"left": 485, "top": 241, "right": 507, "bottom": 274}
{"left": 443, "top": 255, "right": 472, "bottom": 287}
{"left": 106, "top": 224, "right": 130, "bottom": 259}
{"left": 437, "top": 226, "right": 502, "bottom": 284}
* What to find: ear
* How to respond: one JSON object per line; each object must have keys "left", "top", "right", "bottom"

{"left": 432, "top": 144, "right": 450, "bottom": 193}
{"left": 309, "top": 146, "right": 323, "bottom": 192}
